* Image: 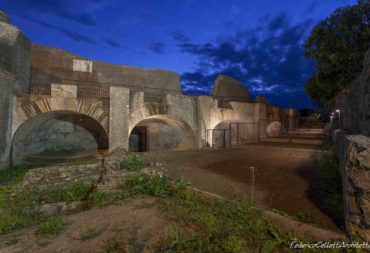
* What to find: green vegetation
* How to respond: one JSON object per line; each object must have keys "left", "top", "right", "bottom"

{"left": 304, "top": 0, "right": 370, "bottom": 104}
{"left": 120, "top": 153, "right": 146, "bottom": 171}
{"left": 38, "top": 215, "right": 66, "bottom": 235}
{"left": 39, "top": 182, "right": 91, "bottom": 204}
{"left": 118, "top": 173, "right": 293, "bottom": 252}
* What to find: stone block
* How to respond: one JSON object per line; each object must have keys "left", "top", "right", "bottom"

{"left": 51, "top": 84, "right": 77, "bottom": 98}
{"left": 358, "top": 149, "right": 370, "bottom": 170}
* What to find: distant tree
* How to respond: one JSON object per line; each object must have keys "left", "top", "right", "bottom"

{"left": 304, "top": 0, "right": 370, "bottom": 104}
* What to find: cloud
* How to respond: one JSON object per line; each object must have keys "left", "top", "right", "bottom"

{"left": 172, "top": 31, "right": 190, "bottom": 42}
{"left": 149, "top": 42, "right": 165, "bottom": 54}
{"left": 179, "top": 13, "right": 316, "bottom": 108}
{"left": 3, "top": 0, "right": 97, "bottom": 26}
{"left": 25, "top": 17, "right": 97, "bottom": 45}
{"left": 102, "top": 38, "right": 122, "bottom": 48}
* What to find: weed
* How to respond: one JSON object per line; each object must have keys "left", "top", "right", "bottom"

{"left": 40, "top": 182, "right": 91, "bottom": 204}
{"left": 38, "top": 215, "right": 66, "bottom": 235}
{"left": 79, "top": 226, "right": 104, "bottom": 240}
{"left": 120, "top": 153, "right": 146, "bottom": 171}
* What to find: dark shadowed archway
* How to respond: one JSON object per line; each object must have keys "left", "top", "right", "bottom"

{"left": 129, "top": 115, "right": 196, "bottom": 152}
{"left": 11, "top": 110, "right": 109, "bottom": 164}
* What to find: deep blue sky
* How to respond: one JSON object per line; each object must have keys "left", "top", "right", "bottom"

{"left": 1, "top": 0, "right": 356, "bottom": 109}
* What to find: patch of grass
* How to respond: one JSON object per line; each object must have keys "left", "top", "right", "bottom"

{"left": 79, "top": 226, "right": 104, "bottom": 240}
{"left": 120, "top": 153, "right": 146, "bottom": 171}
{"left": 0, "top": 164, "right": 33, "bottom": 186}
{"left": 118, "top": 171, "right": 174, "bottom": 198}
{"left": 0, "top": 180, "right": 89, "bottom": 235}
{"left": 40, "top": 182, "right": 91, "bottom": 204}
{"left": 38, "top": 215, "right": 66, "bottom": 235}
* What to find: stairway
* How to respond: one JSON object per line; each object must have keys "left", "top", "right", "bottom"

{"left": 261, "top": 118, "right": 326, "bottom": 146}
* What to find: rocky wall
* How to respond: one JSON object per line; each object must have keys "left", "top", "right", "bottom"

{"left": 333, "top": 130, "right": 370, "bottom": 241}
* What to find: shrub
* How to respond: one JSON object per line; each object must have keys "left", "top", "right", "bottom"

{"left": 120, "top": 153, "right": 146, "bottom": 171}
{"left": 38, "top": 215, "right": 66, "bottom": 235}
{"left": 119, "top": 171, "right": 172, "bottom": 198}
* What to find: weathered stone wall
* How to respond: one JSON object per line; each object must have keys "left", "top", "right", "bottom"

{"left": 31, "top": 45, "right": 181, "bottom": 92}
{"left": 109, "top": 86, "right": 130, "bottom": 151}
{"left": 0, "top": 74, "right": 15, "bottom": 168}
{"left": 0, "top": 15, "right": 31, "bottom": 93}
{"left": 333, "top": 131, "right": 370, "bottom": 240}
{"left": 211, "top": 75, "right": 251, "bottom": 102}
{"left": 0, "top": 13, "right": 31, "bottom": 168}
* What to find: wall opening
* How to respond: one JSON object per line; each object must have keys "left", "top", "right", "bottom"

{"left": 11, "top": 111, "right": 109, "bottom": 164}
{"left": 129, "top": 115, "right": 196, "bottom": 152}
{"left": 207, "top": 121, "right": 260, "bottom": 148}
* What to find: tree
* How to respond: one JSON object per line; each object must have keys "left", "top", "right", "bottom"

{"left": 304, "top": 0, "right": 370, "bottom": 104}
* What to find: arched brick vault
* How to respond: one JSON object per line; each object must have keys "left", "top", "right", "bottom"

{"left": 12, "top": 95, "right": 109, "bottom": 137}
{"left": 11, "top": 110, "right": 109, "bottom": 164}
{"left": 11, "top": 95, "right": 110, "bottom": 164}
{"left": 129, "top": 114, "right": 197, "bottom": 151}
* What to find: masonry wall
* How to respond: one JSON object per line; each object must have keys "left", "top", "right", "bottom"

{"left": 331, "top": 50, "right": 370, "bottom": 240}
{"left": 0, "top": 15, "right": 31, "bottom": 168}
{"left": 333, "top": 131, "right": 370, "bottom": 241}
{"left": 0, "top": 74, "right": 14, "bottom": 168}
{"left": 31, "top": 45, "right": 181, "bottom": 92}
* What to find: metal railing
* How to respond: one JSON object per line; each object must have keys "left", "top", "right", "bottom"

{"left": 29, "top": 78, "right": 182, "bottom": 102}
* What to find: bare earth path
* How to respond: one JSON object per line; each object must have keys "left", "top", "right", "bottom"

{"left": 143, "top": 143, "right": 339, "bottom": 231}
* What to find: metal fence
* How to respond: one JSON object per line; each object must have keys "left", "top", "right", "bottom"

{"left": 206, "top": 121, "right": 262, "bottom": 148}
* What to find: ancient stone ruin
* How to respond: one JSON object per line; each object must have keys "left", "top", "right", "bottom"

{"left": 0, "top": 12, "right": 298, "bottom": 168}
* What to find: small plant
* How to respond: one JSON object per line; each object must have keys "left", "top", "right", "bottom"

{"left": 120, "top": 153, "right": 146, "bottom": 171}
{"left": 38, "top": 215, "right": 66, "bottom": 235}
{"left": 119, "top": 171, "right": 172, "bottom": 198}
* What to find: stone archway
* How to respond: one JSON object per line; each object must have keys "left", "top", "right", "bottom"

{"left": 128, "top": 115, "right": 196, "bottom": 152}
{"left": 11, "top": 110, "right": 109, "bottom": 164}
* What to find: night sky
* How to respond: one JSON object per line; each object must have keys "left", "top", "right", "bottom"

{"left": 1, "top": 0, "right": 356, "bottom": 109}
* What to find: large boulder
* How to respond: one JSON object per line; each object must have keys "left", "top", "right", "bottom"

{"left": 211, "top": 75, "right": 251, "bottom": 102}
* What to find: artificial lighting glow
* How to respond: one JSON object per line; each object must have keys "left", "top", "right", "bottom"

{"left": 335, "top": 109, "right": 340, "bottom": 113}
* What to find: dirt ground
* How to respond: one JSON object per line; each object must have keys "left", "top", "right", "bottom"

{"left": 143, "top": 142, "right": 339, "bottom": 231}
{"left": 0, "top": 197, "right": 175, "bottom": 253}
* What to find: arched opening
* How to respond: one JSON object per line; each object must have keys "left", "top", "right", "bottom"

{"left": 11, "top": 111, "right": 109, "bottom": 164}
{"left": 208, "top": 121, "right": 259, "bottom": 148}
{"left": 129, "top": 115, "right": 196, "bottom": 152}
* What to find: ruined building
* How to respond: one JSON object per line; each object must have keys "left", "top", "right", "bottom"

{"left": 0, "top": 11, "right": 297, "bottom": 168}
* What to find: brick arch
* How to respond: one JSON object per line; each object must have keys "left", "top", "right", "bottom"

{"left": 128, "top": 114, "right": 197, "bottom": 152}
{"left": 12, "top": 96, "right": 109, "bottom": 137}
{"left": 11, "top": 96, "right": 110, "bottom": 164}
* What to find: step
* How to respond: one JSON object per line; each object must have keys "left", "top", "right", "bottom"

{"left": 261, "top": 137, "right": 322, "bottom": 145}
